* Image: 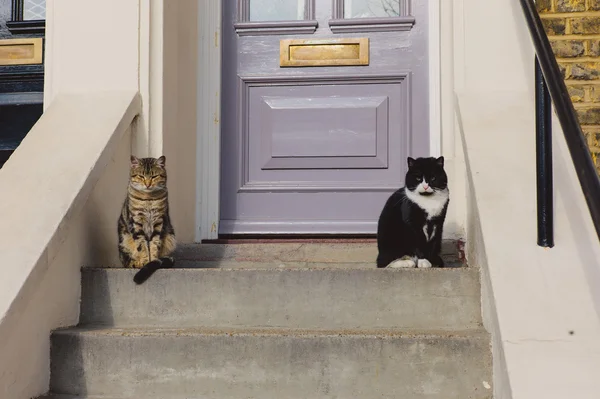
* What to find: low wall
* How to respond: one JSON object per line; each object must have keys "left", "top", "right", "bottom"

{"left": 0, "top": 91, "right": 140, "bottom": 399}
{"left": 458, "top": 91, "right": 600, "bottom": 399}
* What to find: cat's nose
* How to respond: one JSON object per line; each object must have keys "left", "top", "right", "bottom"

{"left": 423, "top": 184, "right": 429, "bottom": 190}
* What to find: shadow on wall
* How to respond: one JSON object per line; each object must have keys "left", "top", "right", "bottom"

{"left": 82, "top": 133, "right": 131, "bottom": 268}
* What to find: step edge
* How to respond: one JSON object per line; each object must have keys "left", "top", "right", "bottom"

{"left": 81, "top": 266, "right": 478, "bottom": 273}
{"left": 52, "top": 326, "right": 490, "bottom": 339}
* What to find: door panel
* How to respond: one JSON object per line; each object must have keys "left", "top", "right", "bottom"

{"left": 247, "top": 79, "right": 403, "bottom": 171}
{"left": 221, "top": 0, "right": 429, "bottom": 234}
{"left": 262, "top": 96, "right": 384, "bottom": 160}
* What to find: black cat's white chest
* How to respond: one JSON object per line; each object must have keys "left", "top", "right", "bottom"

{"left": 405, "top": 188, "right": 449, "bottom": 220}
{"left": 422, "top": 221, "right": 437, "bottom": 242}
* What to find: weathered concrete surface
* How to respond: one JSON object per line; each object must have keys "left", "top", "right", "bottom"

{"left": 38, "top": 396, "right": 130, "bottom": 399}
{"left": 170, "top": 241, "right": 465, "bottom": 269}
{"left": 37, "top": 396, "right": 126, "bottom": 399}
{"left": 50, "top": 327, "right": 492, "bottom": 399}
{"left": 43, "top": 242, "right": 490, "bottom": 399}
{"left": 80, "top": 268, "right": 482, "bottom": 330}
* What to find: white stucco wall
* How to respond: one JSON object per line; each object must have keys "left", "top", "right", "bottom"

{"left": 454, "top": 0, "right": 535, "bottom": 94}
{"left": 43, "top": 0, "right": 139, "bottom": 102}
{"left": 454, "top": 0, "right": 600, "bottom": 397}
{"left": 438, "top": 0, "right": 465, "bottom": 240}
{"left": 45, "top": 0, "right": 199, "bottom": 243}
{"left": 0, "top": 133, "right": 131, "bottom": 398}
{"left": 0, "top": 93, "right": 139, "bottom": 398}
{"left": 439, "top": 0, "right": 536, "bottom": 240}
{"left": 460, "top": 91, "right": 600, "bottom": 399}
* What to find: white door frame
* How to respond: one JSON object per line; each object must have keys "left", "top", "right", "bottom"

{"left": 196, "top": 0, "right": 223, "bottom": 241}
{"left": 195, "top": 0, "right": 443, "bottom": 241}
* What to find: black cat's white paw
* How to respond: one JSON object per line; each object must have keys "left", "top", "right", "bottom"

{"left": 387, "top": 258, "right": 416, "bottom": 268}
{"left": 417, "top": 259, "right": 432, "bottom": 268}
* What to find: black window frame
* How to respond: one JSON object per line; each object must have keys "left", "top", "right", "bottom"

{"left": 6, "top": 0, "right": 46, "bottom": 34}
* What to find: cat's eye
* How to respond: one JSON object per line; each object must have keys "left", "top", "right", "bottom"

{"left": 416, "top": 177, "right": 422, "bottom": 181}
{"left": 431, "top": 177, "right": 436, "bottom": 182}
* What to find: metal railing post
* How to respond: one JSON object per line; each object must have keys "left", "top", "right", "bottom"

{"left": 535, "top": 57, "right": 554, "bottom": 248}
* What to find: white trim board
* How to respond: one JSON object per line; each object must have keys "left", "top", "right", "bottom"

{"left": 196, "top": 0, "right": 222, "bottom": 241}
{"left": 195, "top": 0, "right": 443, "bottom": 240}
{"left": 429, "top": 0, "right": 442, "bottom": 157}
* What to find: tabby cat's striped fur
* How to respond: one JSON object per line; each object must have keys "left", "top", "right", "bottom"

{"left": 118, "top": 155, "right": 176, "bottom": 284}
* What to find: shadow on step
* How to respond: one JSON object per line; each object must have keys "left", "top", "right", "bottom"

{"left": 171, "top": 239, "right": 467, "bottom": 269}
{"left": 58, "top": 269, "right": 116, "bottom": 397}
{"left": 49, "top": 325, "right": 89, "bottom": 398}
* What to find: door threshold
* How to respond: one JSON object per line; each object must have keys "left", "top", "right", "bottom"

{"left": 203, "top": 235, "right": 376, "bottom": 244}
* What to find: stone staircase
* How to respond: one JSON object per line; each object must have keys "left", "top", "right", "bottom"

{"left": 41, "top": 241, "right": 492, "bottom": 399}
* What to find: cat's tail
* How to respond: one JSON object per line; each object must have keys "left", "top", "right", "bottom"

{"left": 133, "top": 257, "right": 175, "bottom": 284}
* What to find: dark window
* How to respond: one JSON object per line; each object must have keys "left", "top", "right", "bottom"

{"left": 7, "top": 0, "right": 46, "bottom": 34}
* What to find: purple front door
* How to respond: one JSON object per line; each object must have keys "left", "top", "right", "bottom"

{"left": 220, "top": 0, "right": 430, "bottom": 235}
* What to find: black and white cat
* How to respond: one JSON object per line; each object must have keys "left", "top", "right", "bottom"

{"left": 376, "top": 156, "right": 449, "bottom": 269}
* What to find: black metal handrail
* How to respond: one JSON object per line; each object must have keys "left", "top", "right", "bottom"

{"left": 520, "top": 0, "right": 600, "bottom": 246}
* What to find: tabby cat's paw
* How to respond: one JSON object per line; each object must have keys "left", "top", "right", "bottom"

{"left": 159, "top": 256, "right": 175, "bottom": 268}
{"left": 387, "top": 259, "right": 416, "bottom": 268}
{"left": 417, "top": 259, "right": 432, "bottom": 268}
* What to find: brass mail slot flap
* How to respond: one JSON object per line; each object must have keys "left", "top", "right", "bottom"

{"left": 0, "top": 38, "right": 43, "bottom": 66}
{"left": 280, "top": 38, "right": 369, "bottom": 67}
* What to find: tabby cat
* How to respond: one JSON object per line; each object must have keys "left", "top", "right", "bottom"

{"left": 118, "top": 155, "right": 176, "bottom": 284}
{"left": 376, "top": 156, "right": 449, "bottom": 269}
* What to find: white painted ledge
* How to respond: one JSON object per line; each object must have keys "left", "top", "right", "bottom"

{"left": 0, "top": 91, "right": 140, "bottom": 398}
{"left": 458, "top": 91, "right": 600, "bottom": 399}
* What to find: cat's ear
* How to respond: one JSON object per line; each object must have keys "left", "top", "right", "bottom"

{"left": 436, "top": 156, "right": 444, "bottom": 167}
{"left": 407, "top": 157, "right": 416, "bottom": 169}
{"left": 157, "top": 155, "right": 166, "bottom": 167}
{"left": 130, "top": 155, "right": 140, "bottom": 167}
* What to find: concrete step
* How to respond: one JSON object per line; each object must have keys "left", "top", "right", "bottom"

{"left": 50, "top": 326, "right": 492, "bottom": 399}
{"left": 80, "top": 267, "right": 482, "bottom": 330}
{"left": 37, "top": 396, "right": 128, "bottom": 399}
{"left": 168, "top": 241, "right": 465, "bottom": 269}
{"left": 38, "top": 396, "right": 136, "bottom": 399}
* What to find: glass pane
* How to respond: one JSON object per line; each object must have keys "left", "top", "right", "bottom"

{"left": 23, "top": 0, "right": 46, "bottom": 20}
{"left": 344, "top": 0, "right": 401, "bottom": 18}
{"left": 249, "top": 0, "right": 305, "bottom": 21}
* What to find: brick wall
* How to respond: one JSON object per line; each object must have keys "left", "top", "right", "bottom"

{"left": 537, "top": 0, "right": 600, "bottom": 173}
